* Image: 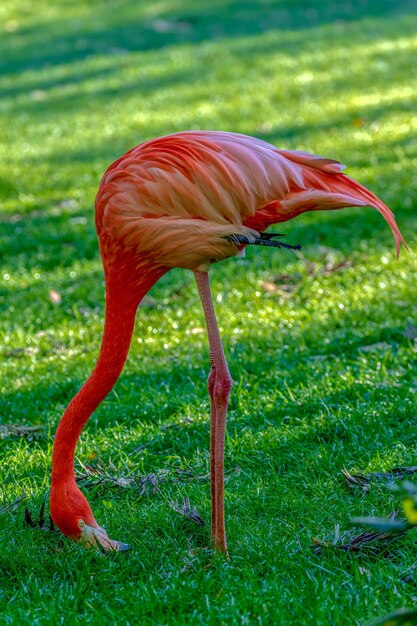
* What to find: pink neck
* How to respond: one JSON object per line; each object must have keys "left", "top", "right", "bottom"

{"left": 51, "top": 259, "right": 166, "bottom": 484}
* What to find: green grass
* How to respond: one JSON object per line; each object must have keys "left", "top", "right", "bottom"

{"left": 1, "top": 0, "right": 417, "bottom": 624}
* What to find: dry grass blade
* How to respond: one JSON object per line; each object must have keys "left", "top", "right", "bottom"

{"left": 304, "top": 251, "right": 353, "bottom": 277}
{"left": 342, "top": 468, "right": 371, "bottom": 491}
{"left": 2, "top": 346, "right": 34, "bottom": 358}
{"left": 129, "top": 420, "right": 195, "bottom": 455}
{"left": 75, "top": 460, "right": 209, "bottom": 494}
{"left": 75, "top": 461, "right": 169, "bottom": 495}
{"left": 321, "top": 259, "right": 353, "bottom": 275}
{"left": 313, "top": 512, "right": 403, "bottom": 555}
{"left": 342, "top": 467, "right": 417, "bottom": 491}
{"left": 166, "top": 464, "right": 210, "bottom": 482}
{"left": 259, "top": 254, "right": 352, "bottom": 297}
{"left": 169, "top": 498, "right": 205, "bottom": 526}
{"left": 0, "top": 424, "right": 43, "bottom": 441}
{"left": 138, "top": 473, "right": 164, "bottom": 497}
{"left": 375, "top": 466, "right": 417, "bottom": 479}
{"left": 0, "top": 490, "right": 26, "bottom": 513}
{"left": 359, "top": 342, "right": 391, "bottom": 353}
{"left": 76, "top": 460, "right": 148, "bottom": 488}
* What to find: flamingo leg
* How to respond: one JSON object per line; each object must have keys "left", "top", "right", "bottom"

{"left": 195, "top": 271, "right": 232, "bottom": 553}
{"left": 207, "top": 351, "right": 217, "bottom": 540}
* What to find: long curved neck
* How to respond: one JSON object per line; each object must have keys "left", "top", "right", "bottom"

{"left": 51, "top": 260, "right": 166, "bottom": 483}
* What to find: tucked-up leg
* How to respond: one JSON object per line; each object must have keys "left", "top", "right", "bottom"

{"left": 194, "top": 271, "right": 232, "bottom": 553}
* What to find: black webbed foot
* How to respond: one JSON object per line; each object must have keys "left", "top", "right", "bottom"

{"left": 24, "top": 502, "right": 57, "bottom": 532}
{"left": 225, "top": 232, "right": 301, "bottom": 251}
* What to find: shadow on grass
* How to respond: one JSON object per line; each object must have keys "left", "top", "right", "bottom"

{"left": 2, "top": 0, "right": 416, "bottom": 77}
{"left": 2, "top": 7, "right": 417, "bottom": 130}
{"left": 1, "top": 259, "right": 414, "bottom": 435}
{"left": 260, "top": 98, "right": 417, "bottom": 152}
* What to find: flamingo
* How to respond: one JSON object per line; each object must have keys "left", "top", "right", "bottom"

{"left": 50, "top": 130, "right": 406, "bottom": 553}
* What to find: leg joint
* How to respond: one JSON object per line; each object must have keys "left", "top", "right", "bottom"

{"left": 207, "top": 367, "right": 216, "bottom": 395}
{"left": 214, "top": 373, "right": 233, "bottom": 403}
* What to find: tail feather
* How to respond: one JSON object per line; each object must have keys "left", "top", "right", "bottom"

{"left": 333, "top": 174, "right": 407, "bottom": 258}
{"left": 276, "top": 175, "right": 407, "bottom": 258}
{"left": 270, "top": 149, "right": 407, "bottom": 257}
{"left": 280, "top": 189, "right": 368, "bottom": 213}
{"left": 278, "top": 149, "right": 347, "bottom": 174}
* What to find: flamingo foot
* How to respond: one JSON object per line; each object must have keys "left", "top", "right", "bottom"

{"left": 24, "top": 503, "right": 57, "bottom": 532}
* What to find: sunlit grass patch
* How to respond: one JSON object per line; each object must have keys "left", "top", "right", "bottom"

{"left": 1, "top": 0, "right": 417, "bottom": 624}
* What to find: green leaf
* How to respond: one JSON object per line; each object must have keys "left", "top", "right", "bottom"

{"left": 350, "top": 517, "right": 410, "bottom": 533}
{"left": 365, "top": 608, "right": 417, "bottom": 626}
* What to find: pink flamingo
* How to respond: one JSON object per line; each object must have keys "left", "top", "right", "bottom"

{"left": 50, "top": 131, "right": 406, "bottom": 552}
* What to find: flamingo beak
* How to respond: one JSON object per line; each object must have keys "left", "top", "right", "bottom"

{"left": 78, "top": 524, "right": 130, "bottom": 552}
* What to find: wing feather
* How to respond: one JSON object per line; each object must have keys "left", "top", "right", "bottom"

{"left": 96, "top": 130, "right": 406, "bottom": 264}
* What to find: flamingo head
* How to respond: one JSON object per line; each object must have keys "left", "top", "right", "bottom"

{"left": 50, "top": 481, "right": 129, "bottom": 551}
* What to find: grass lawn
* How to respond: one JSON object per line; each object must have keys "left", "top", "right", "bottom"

{"left": 1, "top": 0, "right": 417, "bottom": 624}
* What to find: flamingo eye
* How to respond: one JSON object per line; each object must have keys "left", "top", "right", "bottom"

{"left": 78, "top": 519, "right": 85, "bottom": 529}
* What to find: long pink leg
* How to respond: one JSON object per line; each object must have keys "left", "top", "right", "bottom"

{"left": 207, "top": 352, "right": 217, "bottom": 540}
{"left": 195, "top": 271, "right": 232, "bottom": 553}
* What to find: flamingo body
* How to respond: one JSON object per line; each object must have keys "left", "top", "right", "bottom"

{"left": 95, "top": 131, "right": 404, "bottom": 270}
{"left": 50, "top": 131, "right": 406, "bottom": 551}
